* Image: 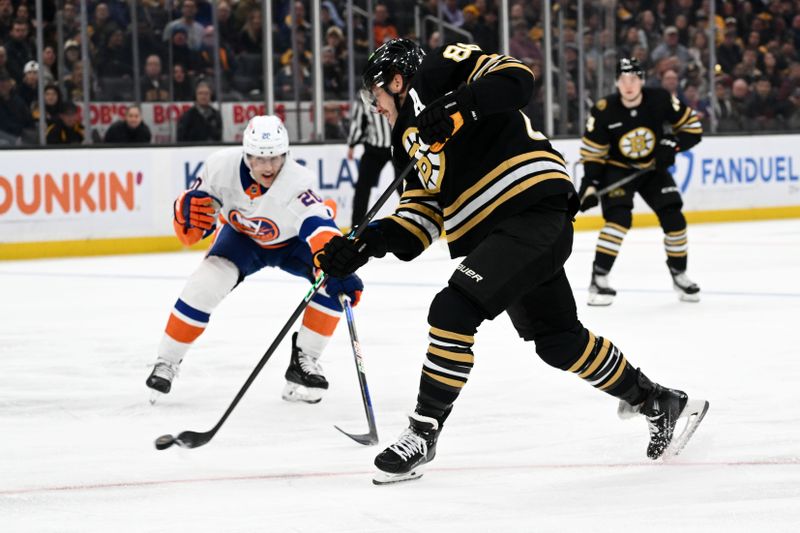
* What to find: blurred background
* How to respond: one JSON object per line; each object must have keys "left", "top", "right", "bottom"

{"left": 2, "top": 0, "right": 799, "bottom": 147}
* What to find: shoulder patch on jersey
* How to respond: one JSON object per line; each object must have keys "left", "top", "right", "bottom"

{"left": 597, "top": 98, "right": 607, "bottom": 111}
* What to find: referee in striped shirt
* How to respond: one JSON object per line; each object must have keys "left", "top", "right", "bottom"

{"left": 346, "top": 97, "right": 400, "bottom": 228}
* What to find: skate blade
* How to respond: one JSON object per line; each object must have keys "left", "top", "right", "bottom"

{"left": 372, "top": 468, "right": 425, "bottom": 485}
{"left": 587, "top": 293, "right": 615, "bottom": 306}
{"left": 662, "top": 399, "right": 709, "bottom": 459}
{"left": 148, "top": 390, "right": 163, "bottom": 405}
{"left": 281, "top": 382, "right": 323, "bottom": 404}
{"left": 674, "top": 287, "right": 701, "bottom": 303}
{"left": 617, "top": 400, "right": 642, "bottom": 420}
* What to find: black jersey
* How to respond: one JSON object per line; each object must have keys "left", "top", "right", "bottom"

{"left": 378, "top": 43, "right": 576, "bottom": 260}
{"left": 579, "top": 87, "right": 702, "bottom": 177}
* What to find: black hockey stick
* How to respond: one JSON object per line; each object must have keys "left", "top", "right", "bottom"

{"left": 334, "top": 294, "right": 379, "bottom": 445}
{"left": 154, "top": 151, "right": 424, "bottom": 451}
{"left": 592, "top": 164, "right": 655, "bottom": 198}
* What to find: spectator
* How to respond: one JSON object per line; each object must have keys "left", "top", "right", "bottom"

{"left": 31, "top": 83, "right": 62, "bottom": 125}
{"left": 0, "top": 45, "right": 7, "bottom": 74}
{"left": 636, "top": 10, "right": 660, "bottom": 52}
{"left": 745, "top": 76, "right": 791, "bottom": 130}
{"left": 177, "top": 81, "right": 221, "bottom": 142}
{"left": 14, "top": 3, "right": 33, "bottom": 37}
{"left": 5, "top": 18, "right": 33, "bottom": 83}
{"left": 96, "top": 28, "right": 133, "bottom": 78}
{"left": 325, "top": 26, "right": 347, "bottom": 65}
{"left": 717, "top": 29, "right": 743, "bottom": 75}
{"left": 63, "top": 39, "right": 81, "bottom": 74}
{"left": 758, "top": 51, "right": 783, "bottom": 88}
{"left": 237, "top": 5, "right": 263, "bottom": 55}
{"left": 0, "top": 68, "right": 33, "bottom": 145}
{"left": 63, "top": 61, "right": 97, "bottom": 102}
{"left": 321, "top": 45, "right": 345, "bottom": 100}
{"left": 215, "top": 1, "right": 237, "bottom": 49}
{"left": 141, "top": 54, "right": 169, "bottom": 102}
{"left": 40, "top": 45, "right": 57, "bottom": 85}
{"left": 172, "top": 63, "right": 194, "bottom": 101}
{"left": 650, "top": 26, "right": 690, "bottom": 70}
{"left": 441, "top": 0, "right": 464, "bottom": 27}
{"left": 373, "top": 3, "right": 398, "bottom": 48}
{"left": 462, "top": 4, "right": 495, "bottom": 53}
{"left": 734, "top": 48, "right": 762, "bottom": 82}
{"left": 323, "top": 103, "right": 347, "bottom": 140}
{"left": 730, "top": 78, "right": 751, "bottom": 124}
{"left": 169, "top": 26, "right": 201, "bottom": 76}
{"left": 90, "top": 3, "right": 120, "bottom": 49}
{"left": 0, "top": 0, "right": 13, "bottom": 41}
{"left": 104, "top": 105, "right": 152, "bottom": 144}
{"left": 321, "top": 1, "right": 345, "bottom": 34}
{"left": 660, "top": 68, "right": 682, "bottom": 100}
{"left": 163, "top": 0, "right": 206, "bottom": 51}
{"left": 46, "top": 101, "right": 84, "bottom": 145}
{"left": 278, "top": 1, "right": 311, "bottom": 52}
{"left": 509, "top": 21, "right": 541, "bottom": 64}
{"left": 18, "top": 60, "right": 37, "bottom": 108}
{"left": 198, "top": 26, "right": 235, "bottom": 86}
{"left": 706, "top": 80, "right": 740, "bottom": 132}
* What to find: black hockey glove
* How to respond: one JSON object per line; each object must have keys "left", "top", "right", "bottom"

{"left": 417, "top": 83, "right": 479, "bottom": 147}
{"left": 655, "top": 136, "right": 679, "bottom": 170}
{"left": 315, "top": 225, "right": 388, "bottom": 278}
{"left": 578, "top": 176, "right": 600, "bottom": 212}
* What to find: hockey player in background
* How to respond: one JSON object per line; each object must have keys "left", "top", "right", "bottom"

{"left": 146, "top": 115, "right": 363, "bottom": 404}
{"left": 578, "top": 58, "right": 702, "bottom": 306}
{"left": 316, "top": 39, "right": 708, "bottom": 484}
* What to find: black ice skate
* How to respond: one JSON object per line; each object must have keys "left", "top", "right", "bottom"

{"left": 669, "top": 264, "right": 701, "bottom": 302}
{"left": 588, "top": 269, "right": 617, "bottom": 306}
{"left": 282, "top": 332, "right": 328, "bottom": 404}
{"left": 146, "top": 358, "right": 180, "bottom": 404}
{"left": 619, "top": 384, "right": 709, "bottom": 460}
{"left": 373, "top": 413, "right": 440, "bottom": 485}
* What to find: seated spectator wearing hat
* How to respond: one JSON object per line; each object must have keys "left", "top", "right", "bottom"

{"left": 461, "top": 4, "right": 495, "bottom": 52}
{"left": 46, "top": 101, "right": 84, "bottom": 145}
{"left": 650, "top": 26, "right": 690, "bottom": 69}
{"left": 63, "top": 39, "right": 82, "bottom": 73}
{"left": 0, "top": 68, "right": 33, "bottom": 145}
{"left": 169, "top": 25, "right": 202, "bottom": 77}
{"left": 177, "top": 81, "right": 221, "bottom": 142}
{"left": 104, "top": 105, "right": 152, "bottom": 144}
{"left": 31, "top": 83, "right": 62, "bottom": 125}
{"left": 19, "top": 60, "right": 38, "bottom": 108}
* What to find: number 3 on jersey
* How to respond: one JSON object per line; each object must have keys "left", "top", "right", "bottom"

{"left": 442, "top": 43, "right": 481, "bottom": 62}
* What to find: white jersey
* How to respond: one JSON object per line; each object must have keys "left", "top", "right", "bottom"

{"left": 194, "top": 147, "right": 339, "bottom": 250}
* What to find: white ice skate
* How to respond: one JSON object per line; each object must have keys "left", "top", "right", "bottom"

{"left": 588, "top": 271, "right": 616, "bottom": 306}
{"left": 146, "top": 358, "right": 180, "bottom": 404}
{"left": 282, "top": 332, "right": 328, "bottom": 404}
{"left": 669, "top": 267, "right": 701, "bottom": 303}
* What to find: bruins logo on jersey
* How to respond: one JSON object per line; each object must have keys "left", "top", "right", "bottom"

{"left": 618, "top": 127, "right": 655, "bottom": 159}
{"left": 402, "top": 127, "right": 446, "bottom": 192}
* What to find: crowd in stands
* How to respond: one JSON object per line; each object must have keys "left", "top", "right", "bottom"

{"left": 1, "top": 0, "right": 799, "bottom": 146}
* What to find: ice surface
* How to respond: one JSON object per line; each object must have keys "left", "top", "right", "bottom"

{"left": 1, "top": 220, "right": 799, "bottom": 532}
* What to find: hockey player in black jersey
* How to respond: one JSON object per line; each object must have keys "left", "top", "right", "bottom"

{"left": 579, "top": 58, "right": 702, "bottom": 306}
{"left": 316, "top": 39, "right": 708, "bottom": 484}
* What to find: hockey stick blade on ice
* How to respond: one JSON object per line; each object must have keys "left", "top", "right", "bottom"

{"left": 154, "top": 151, "right": 425, "bottom": 451}
{"left": 334, "top": 294, "right": 379, "bottom": 446}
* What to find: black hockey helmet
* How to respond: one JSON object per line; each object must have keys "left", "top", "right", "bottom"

{"left": 616, "top": 57, "right": 644, "bottom": 79}
{"left": 360, "top": 38, "right": 425, "bottom": 111}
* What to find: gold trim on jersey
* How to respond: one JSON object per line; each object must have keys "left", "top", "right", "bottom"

{"left": 581, "top": 137, "right": 609, "bottom": 150}
{"left": 468, "top": 54, "right": 531, "bottom": 83}
{"left": 445, "top": 171, "right": 571, "bottom": 242}
{"left": 443, "top": 150, "right": 566, "bottom": 217}
{"left": 398, "top": 202, "right": 442, "bottom": 226}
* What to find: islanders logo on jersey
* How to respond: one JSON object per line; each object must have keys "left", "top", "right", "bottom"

{"left": 618, "top": 127, "right": 656, "bottom": 159}
{"left": 402, "top": 127, "right": 446, "bottom": 192}
{"left": 228, "top": 210, "right": 281, "bottom": 245}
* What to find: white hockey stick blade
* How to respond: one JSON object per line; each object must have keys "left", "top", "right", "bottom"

{"left": 662, "top": 399, "right": 709, "bottom": 459}
{"left": 372, "top": 468, "right": 426, "bottom": 485}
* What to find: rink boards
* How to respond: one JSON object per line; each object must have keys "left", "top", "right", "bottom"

{"left": 1, "top": 134, "right": 799, "bottom": 259}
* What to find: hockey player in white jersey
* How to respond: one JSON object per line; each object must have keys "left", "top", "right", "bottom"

{"left": 146, "top": 115, "right": 363, "bottom": 404}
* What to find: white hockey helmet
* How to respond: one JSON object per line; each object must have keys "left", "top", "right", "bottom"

{"left": 243, "top": 115, "right": 289, "bottom": 157}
